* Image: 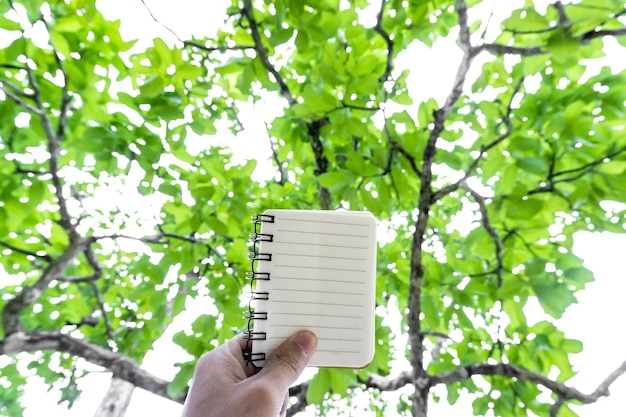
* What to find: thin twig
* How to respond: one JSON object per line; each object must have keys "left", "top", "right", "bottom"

{"left": 138, "top": 0, "right": 254, "bottom": 52}
{"left": 0, "top": 241, "right": 52, "bottom": 262}
{"left": 529, "top": 145, "right": 626, "bottom": 194}
{"left": 432, "top": 77, "right": 523, "bottom": 202}
{"left": 183, "top": 40, "right": 255, "bottom": 53}
{"left": 241, "top": 0, "right": 295, "bottom": 105}
{"left": 0, "top": 83, "right": 43, "bottom": 115}
{"left": 61, "top": 246, "right": 103, "bottom": 283}
{"left": 263, "top": 121, "right": 286, "bottom": 185}
{"left": 381, "top": 115, "right": 421, "bottom": 177}
{"left": 373, "top": 0, "right": 393, "bottom": 82}
{"left": 89, "top": 282, "right": 114, "bottom": 340}
{"left": 138, "top": 0, "right": 184, "bottom": 43}
{"left": 463, "top": 184, "right": 503, "bottom": 286}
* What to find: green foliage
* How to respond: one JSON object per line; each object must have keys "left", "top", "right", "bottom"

{"left": 1, "top": 0, "right": 626, "bottom": 416}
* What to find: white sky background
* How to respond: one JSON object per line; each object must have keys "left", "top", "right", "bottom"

{"left": 9, "top": 0, "right": 626, "bottom": 416}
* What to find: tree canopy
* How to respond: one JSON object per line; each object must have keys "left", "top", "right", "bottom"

{"left": 1, "top": 0, "right": 626, "bottom": 416}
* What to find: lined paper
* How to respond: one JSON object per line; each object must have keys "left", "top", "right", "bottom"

{"left": 250, "top": 209, "right": 376, "bottom": 368}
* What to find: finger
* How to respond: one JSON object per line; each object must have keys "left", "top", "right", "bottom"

{"left": 280, "top": 390, "right": 289, "bottom": 417}
{"left": 256, "top": 331, "right": 317, "bottom": 391}
{"left": 227, "top": 333, "right": 258, "bottom": 377}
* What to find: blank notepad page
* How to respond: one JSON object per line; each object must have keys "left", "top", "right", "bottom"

{"left": 249, "top": 209, "right": 377, "bottom": 368}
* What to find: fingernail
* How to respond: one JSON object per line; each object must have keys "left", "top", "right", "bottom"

{"left": 294, "top": 331, "right": 317, "bottom": 355}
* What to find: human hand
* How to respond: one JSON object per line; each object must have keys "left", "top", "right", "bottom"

{"left": 181, "top": 330, "right": 318, "bottom": 417}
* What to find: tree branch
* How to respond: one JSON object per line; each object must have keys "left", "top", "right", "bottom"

{"left": 582, "top": 27, "right": 626, "bottom": 43}
{"left": 42, "top": 14, "right": 73, "bottom": 139}
{"left": 381, "top": 114, "right": 421, "bottom": 177}
{"left": 550, "top": 396, "right": 566, "bottom": 417}
{"left": 373, "top": 0, "right": 393, "bottom": 82}
{"left": 432, "top": 78, "right": 522, "bottom": 202}
{"left": 430, "top": 361, "right": 626, "bottom": 408}
{"left": 138, "top": 0, "right": 184, "bottom": 42}
{"left": 475, "top": 43, "right": 546, "bottom": 56}
{"left": 93, "top": 377, "right": 135, "bottom": 417}
{"left": 463, "top": 184, "right": 504, "bottom": 286}
{"left": 0, "top": 82, "right": 43, "bottom": 115}
{"left": 264, "top": 121, "right": 286, "bottom": 185}
{"left": 476, "top": 0, "right": 626, "bottom": 57}
{"left": 2, "top": 238, "right": 92, "bottom": 334}
{"left": 0, "top": 76, "right": 35, "bottom": 98}
{"left": 408, "top": 2, "right": 476, "bottom": 409}
{"left": 60, "top": 245, "right": 104, "bottom": 283}
{"left": 96, "top": 229, "right": 224, "bottom": 260}
{"left": 362, "top": 370, "right": 413, "bottom": 391}
{"left": 307, "top": 118, "right": 332, "bottom": 209}
{"left": 529, "top": 145, "right": 626, "bottom": 194}
{"left": 16, "top": 60, "right": 76, "bottom": 239}
{"left": 0, "top": 330, "right": 184, "bottom": 404}
{"left": 89, "top": 281, "right": 115, "bottom": 340}
{"left": 0, "top": 241, "right": 52, "bottom": 263}
{"left": 286, "top": 382, "right": 308, "bottom": 417}
{"left": 286, "top": 371, "right": 414, "bottom": 415}
{"left": 137, "top": 0, "right": 255, "bottom": 53}
{"left": 241, "top": 0, "right": 295, "bottom": 105}
{"left": 183, "top": 40, "right": 255, "bottom": 53}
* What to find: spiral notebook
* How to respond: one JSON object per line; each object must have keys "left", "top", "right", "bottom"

{"left": 243, "top": 209, "right": 377, "bottom": 368}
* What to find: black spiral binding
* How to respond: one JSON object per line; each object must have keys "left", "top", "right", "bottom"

{"left": 243, "top": 214, "right": 275, "bottom": 364}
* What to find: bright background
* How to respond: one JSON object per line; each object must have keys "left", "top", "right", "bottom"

{"left": 7, "top": 0, "right": 626, "bottom": 415}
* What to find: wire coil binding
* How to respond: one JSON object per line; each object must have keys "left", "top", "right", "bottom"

{"left": 243, "top": 214, "right": 275, "bottom": 364}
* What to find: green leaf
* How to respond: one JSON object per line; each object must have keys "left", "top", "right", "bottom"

{"left": 546, "top": 29, "right": 580, "bottom": 65}
{"left": 506, "top": 197, "right": 544, "bottom": 220}
{"left": 422, "top": 292, "right": 440, "bottom": 330}
{"left": 533, "top": 284, "right": 577, "bottom": 319}
{"left": 599, "top": 160, "right": 626, "bottom": 175}
{"left": 328, "top": 369, "right": 355, "bottom": 397}
{"left": 503, "top": 7, "right": 548, "bottom": 31}
{"left": 49, "top": 30, "right": 71, "bottom": 57}
{"left": 0, "top": 15, "right": 21, "bottom": 31}
{"left": 517, "top": 156, "right": 548, "bottom": 174}
{"left": 563, "top": 267, "right": 594, "bottom": 287}
{"left": 168, "top": 362, "right": 195, "bottom": 398}
{"left": 306, "top": 369, "right": 330, "bottom": 405}
{"left": 159, "top": 182, "right": 181, "bottom": 197}
{"left": 54, "top": 15, "right": 83, "bottom": 32}
{"left": 140, "top": 76, "right": 165, "bottom": 98}
{"left": 177, "top": 64, "right": 203, "bottom": 80}
{"left": 561, "top": 338, "right": 583, "bottom": 354}
{"left": 318, "top": 171, "right": 350, "bottom": 188}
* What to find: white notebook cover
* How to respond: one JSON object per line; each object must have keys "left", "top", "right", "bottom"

{"left": 247, "top": 209, "right": 377, "bottom": 368}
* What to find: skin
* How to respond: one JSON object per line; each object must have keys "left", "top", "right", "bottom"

{"left": 181, "top": 331, "right": 318, "bottom": 417}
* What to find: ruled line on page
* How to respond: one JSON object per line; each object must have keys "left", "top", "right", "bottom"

{"left": 273, "top": 264, "right": 366, "bottom": 273}
{"left": 271, "top": 288, "right": 366, "bottom": 296}
{"left": 271, "top": 312, "right": 363, "bottom": 319}
{"left": 272, "top": 252, "right": 367, "bottom": 261}
{"left": 273, "top": 240, "right": 369, "bottom": 250}
{"left": 276, "top": 229, "right": 369, "bottom": 238}
{"left": 267, "top": 336, "right": 361, "bottom": 343}
{"left": 270, "top": 324, "right": 363, "bottom": 331}
{"left": 271, "top": 300, "right": 365, "bottom": 307}
{"left": 272, "top": 276, "right": 367, "bottom": 285}
{"left": 277, "top": 217, "right": 371, "bottom": 227}
{"left": 268, "top": 348, "right": 363, "bottom": 354}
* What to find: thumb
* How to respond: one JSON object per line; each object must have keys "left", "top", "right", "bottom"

{"left": 258, "top": 331, "right": 317, "bottom": 390}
